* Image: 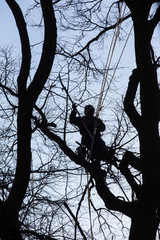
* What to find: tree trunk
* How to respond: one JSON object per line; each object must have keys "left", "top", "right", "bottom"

{"left": 0, "top": 203, "right": 22, "bottom": 240}
{"left": 129, "top": 200, "right": 159, "bottom": 240}
{"left": 129, "top": 212, "right": 158, "bottom": 240}
{"left": 130, "top": 21, "right": 160, "bottom": 240}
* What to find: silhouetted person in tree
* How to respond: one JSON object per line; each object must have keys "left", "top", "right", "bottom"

{"left": 70, "top": 104, "right": 114, "bottom": 162}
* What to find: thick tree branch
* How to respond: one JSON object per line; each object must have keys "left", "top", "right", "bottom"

{"left": 0, "top": 82, "right": 17, "bottom": 97}
{"left": 93, "top": 169, "right": 133, "bottom": 217}
{"left": 5, "top": 0, "right": 32, "bottom": 220}
{"left": 121, "top": 151, "right": 142, "bottom": 171}
{"left": 124, "top": 0, "right": 151, "bottom": 19}
{"left": 27, "top": 0, "right": 57, "bottom": 106}
{"left": 124, "top": 69, "right": 141, "bottom": 131}
{"left": 148, "top": 6, "right": 160, "bottom": 37}
{"left": 6, "top": 0, "right": 57, "bottom": 220}
{"left": 35, "top": 120, "right": 86, "bottom": 166}
{"left": 36, "top": 120, "right": 133, "bottom": 218}
{"left": 6, "top": 0, "right": 31, "bottom": 97}
{"left": 119, "top": 151, "right": 142, "bottom": 199}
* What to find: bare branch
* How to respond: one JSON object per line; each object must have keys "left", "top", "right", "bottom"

{"left": 6, "top": 0, "right": 31, "bottom": 97}
{"left": 63, "top": 202, "right": 88, "bottom": 240}
{"left": 124, "top": 69, "right": 141, "bottom": 131}
{"left": 73, "top": 13, "right": 131, "bottom": 57}
{"left": 119, "top": 151, "right": 142, "bottom": 199}
{"left": 27, "top": 0, "right": 57, "bottom": 106}
{"left": 149, "top": 5, "right": 160, "bottom": 36}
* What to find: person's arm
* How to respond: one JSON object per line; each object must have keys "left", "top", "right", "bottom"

{"left": 69, "top": 104, "right": 80, "bottom": 126}
{"left": 70, "top": 109, "right": 77, "bottom": 124}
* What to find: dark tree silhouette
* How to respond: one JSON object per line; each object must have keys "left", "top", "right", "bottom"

{"left": 1, "top": 0, "right": 160, "bottom": 239}
{"left": 0, "top": 0, "right": 57, "bottom": 239}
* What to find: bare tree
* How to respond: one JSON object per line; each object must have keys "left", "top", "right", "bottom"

{"left": 1, "top": 0, "right": 160, "bottom": 240}
{"left": 0, "top": 0, "right": 57, "bottom": 239}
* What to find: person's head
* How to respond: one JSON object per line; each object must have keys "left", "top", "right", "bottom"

{"left": 84, "top": 105, "right": 95, "bottom": 117}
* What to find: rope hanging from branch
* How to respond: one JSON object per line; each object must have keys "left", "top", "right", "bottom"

{"left": 96, "top": 3, "right": 127, "bottom": 117}
{"left": 89, "top": 3, "right": 129, "bottom": 161}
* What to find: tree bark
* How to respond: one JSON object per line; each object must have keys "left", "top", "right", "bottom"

{"left": 124, "top": 1, "right": 160, "bottom": 239}
{"left": 129, "top": 203, "right": 158, "bottom": 240}
{"left": 0, "top": 202, "right": 22, "bottom": 240}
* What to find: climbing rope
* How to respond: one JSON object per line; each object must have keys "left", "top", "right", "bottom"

{"left": 101, "top": 24, "right": 133, "bottom": 107}
{"left": 96, "top": 3, "right": 127, "bottom": 117}
{"left": 89, "top": 3, "right": 128, "bottom": 162}
{"left": 87, "top": 174, "right": 94, "bottom": 240}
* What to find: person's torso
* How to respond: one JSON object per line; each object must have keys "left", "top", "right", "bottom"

{"left": 79, "top": 116, "right": 100, "bottom": 137}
